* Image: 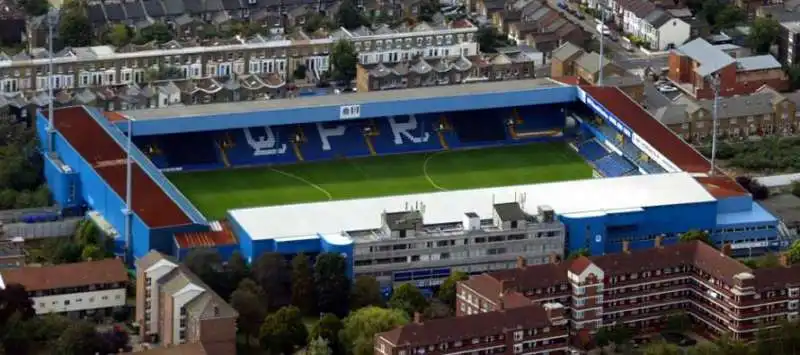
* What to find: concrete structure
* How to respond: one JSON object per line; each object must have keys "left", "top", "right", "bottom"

{"left": 0, "top": 259, "right": 128, "bottom": 316}
{"left": 457, "top": 240, "right": 800, "bottom": 344}
{"left": 135, "top": 251, "right": 237, "bottom": 353}
{"left": 668, "top": 38, "right": 788, "bottom": 100}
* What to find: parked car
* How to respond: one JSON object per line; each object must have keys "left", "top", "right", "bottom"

{"left": 658, "top": 84, "right": 678, "bottom": 93}
{"left": 557, "top": 2, "right": 568, "bottom": 10}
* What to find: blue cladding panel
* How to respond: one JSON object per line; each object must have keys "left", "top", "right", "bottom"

{"left": 125, "top": 86, "right": 577, "bottom": 136}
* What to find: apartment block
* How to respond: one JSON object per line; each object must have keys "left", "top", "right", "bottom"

{"left": 0, "top": 258, "right": 128, "bottom": 316}
{"left": 457, "top": 239, "right": 800, "bottom": 344}
{"left": 135, "top": 251, "right": 238, "bottom": 353}
{"left": 375, "top": 302, "right": 570, "bottom": 355}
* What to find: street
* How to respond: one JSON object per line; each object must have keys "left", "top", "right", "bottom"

{"left": 544, "top": 0, "right": 670, "bottom": 71}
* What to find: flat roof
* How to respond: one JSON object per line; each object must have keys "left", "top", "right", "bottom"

{"left": 124, "top": 78, "right": 563, "bottom": 120}
{"left": 755, "top": 173, "right": 800, "bottom": 188}
{"left": 229, "top": 172, "right": 716, "bottom": 240}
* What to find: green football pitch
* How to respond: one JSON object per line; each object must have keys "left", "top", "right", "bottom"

{"left": 167, "top": 143, "right": 593, "bottom": 219}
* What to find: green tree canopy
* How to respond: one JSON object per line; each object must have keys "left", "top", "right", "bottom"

{"left": 252, "top": 252, "right": 291, "bottom": 312}
{"left": 314, "top": 253, "right": 350, "bottom": 317}
{"left": 309, "top": 313, "right": 343, "bottom": 354}
{"left": 259, "top": 306, "right": 308, "bottom": 355}
{"left": 291, "top": 253, "right": 317, "bottom": 316}
{"left": 350, "top": 275, "right": 383, "bottom": 310}
{"left": 679, "top": 230, "right": 712, "bottom": 246}
{"left": 308, "top": 337, "right": 333, "bottom": 355}
{"left": 341, "top": 307, "right": 409, "bottom": 355}
{"left": 437, "top": 271, "right": 468, "bottom": 307}
{"left": 53, "top": 321, "right": 102, "bottom": 355}
{"left": 330, "top": 40, "right": 358, "bottom": 86}
{"left": 336, "top": 0, "right": 369, "bottom": 30}
{"left": 107, "top": 24, "right": 132, "bottom": 47}
{"left": 184, "top": 248, "right": 234, "bottom": 299}
{"left": 748, "top": 17, "right": 780, "bottom": 54}
{"left": 230, "top": 278, "right": 266, "bottom": 346}
{"left": 388, "top": 283, "right": 428, "bottom": 317}
{"left": 59, "top": 0, "right": 93, "bottom": 47}
{"left": 19, "top": 0, "right": 49, "bottom": 16}
{"left": 642, "top": 341, "right": 682, "bottom": 355}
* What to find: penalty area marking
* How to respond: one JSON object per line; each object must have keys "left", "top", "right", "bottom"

{"left": 268, "top": 167, "right": 333, "bottom": 201}
{"left": 423, "top": 151, "right": 449, "bottom": 192}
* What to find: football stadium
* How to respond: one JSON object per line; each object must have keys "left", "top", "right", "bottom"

{"left": 38, "top": 78, "right": 788, "bottom": 288}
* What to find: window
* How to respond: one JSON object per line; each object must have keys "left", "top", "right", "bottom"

{"left": 514, "top": 331, "right": 523, "bottom": 341}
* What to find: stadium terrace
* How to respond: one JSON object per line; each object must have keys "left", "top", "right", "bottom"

{"left": 39, "top": 78, "right": 784, "bottom": 289}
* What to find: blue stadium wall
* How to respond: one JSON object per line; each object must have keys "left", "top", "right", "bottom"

{"left": 230, "top": 215, "right": 354, "bottom": 278}
{"left": 37, "top": 112, "right": 207, "bottom": 260}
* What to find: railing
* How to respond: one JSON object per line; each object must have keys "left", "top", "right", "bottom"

{"left": 2, "top": 218, "right": 82, "bottom": 239}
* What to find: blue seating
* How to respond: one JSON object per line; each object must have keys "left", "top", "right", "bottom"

{"left": 515, "top": 105, "right": 565, "bottom": 132}
{"left": 157, "top": 132, "right": 220, "bottom": 169}
{"left": 225, "top": 125, "right": 298, "bottom": 166}
{"left": 594, "top": 155, "right": 636, "bottom": 177}
{"left": 578, "top": 140, "right": 608, "bottom": 161}
{"left": 372, "top": 115, "right": 442, "bottom": 154}
{"left": 300, "top": 121, "right": 371, "bottom": 161}
{"left": 450, "top": 109, "right": 508, "bottom": 144}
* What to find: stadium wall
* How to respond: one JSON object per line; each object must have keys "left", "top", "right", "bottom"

{"left": 230, "top": 212, "right": 354, "bottom": 277}
{"left": 121, "top": 86, "right": 578, "bottom": 136}
{"left": 561, "top": 201, "right": 718, "bottom": 255}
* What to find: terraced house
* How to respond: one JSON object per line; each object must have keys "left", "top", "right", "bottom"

{"left": 456, "top": 240, "right": 800, "bottom": 344}
{"left": 0, "top": 18, "right": 478, "bottom": 114}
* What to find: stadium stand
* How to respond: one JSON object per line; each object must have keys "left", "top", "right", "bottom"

{"left": 159, "top": 132, "right": 221, "bottom": 169}
{"left": 300, "top": 122, "right": 372, "bottom": 160}
{"left": 450, "top": 110, "right": 508, "bottom": 144}
{"left": 577, "top": 139, "right": 608, "bottom": 161}
{"left": 372, "top": 115, "right": 442, "bottom": 153}
{"left": 593, "top": 155, "right": 637, "bottom": 177}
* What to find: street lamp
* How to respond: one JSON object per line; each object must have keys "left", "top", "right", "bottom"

{"left": 45, "top": 9, "right": 57, "bottom": 153}
{"left": 708, "top": 72, "right": 720, "bottom": 176}
{"left": 597, "top": 0, "right": 610, "bottom": 86}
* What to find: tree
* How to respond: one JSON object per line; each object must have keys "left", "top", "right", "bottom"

{"left": 688, "top": 343, "right": 721, "bottom": 355}
{"left": 735, "top": 176, "right": 769, "bottom": 200}
{"left": 309, "top": 313, "right": 343, "bottom": 354}
{"left": 748, "top": 17, "right": 780, "bottom": 54}
{"left": 341, "top": 307, "right": 408, "bottom": 355}
{"left": 226, "top": 250, "right": 250, "bottom": 290}
{"left": 477, "top": 26, "right": 509, "bottom": 53}
{"left": 53, "top": 321, "right": 101, "bottom": 355}
{"left": 19, "top": 0, "right": 49, "bottom": 16}
{"left": 788, "top": 240, "right": 800, "bottom": 264}
{"left": 330, "top": 40, "right": 358, "bottom": 86}
{"left": 388, "top": 283, "right": 428, "bottom": 317}
{"left": 184, "top": 248, "right": 233, "bottom": 299}
{"left": 437, "top": 271, "right": 468, "bottom": 307}
{"left": 259, "top": 306, "right": 309, "bottom": 355}
{"left": 133, "top": 22, "right": 172, "bottom": 44}
{"left": 98, "top": 326, "right": 130, "bottom": 353}
{"left": 108, "top": 24, "right": 131, "bottom": 47}
{"left": 252, "top": 252, "right": 291, "bottom": 312}
{"left": 665, "top": 312, "right": 691, "bottom": 333}
{"left": 80, "top": 244, "right": 105, "bottom": 261}
{"left": 291, "top": 253, "right": 317, "bottom": 316}
{"left": 294, "top": 64, "right": 308, "bottom": 81}
{"left": 0, "top": 284, "right": 34, "bottom": 325}
{"left": 793, "top": 180, "right": 800, "bottom": 198}
{"left": 567, "top": 248, "right": 589, "bottom": 260}
{"left": 304, "top": 13, "right": 333, "bottom": 33}
{"left": 230, "top": 279, "right": 266, "bottom": 346}
{"left": 417, "top": 0, "right": 440, "bottom": 22}
{"left": 642, "top": 341, "right": 682, "bottom": 355}
{"left": 351, "top": 275, "right": 383, "bottom": 310}
{"left": 336, "top": 0, "right": 368, "bottom": 30}
{"left": 59, "top": 0, "right": 93, "bottom": 47}
{"left": 679, "top": 230, "right": 712, "bottom": 245}
{"left": 308, "top": 337, "right": 333, "bottom": 355}
{"left": 423, "top": 298, "right": 452, "bottom": 320}
{"left": 314, "top": 253, "right": 350, "bottom": 317}
{"left": 713, "top": 5, "right": 745, "bottom": 30}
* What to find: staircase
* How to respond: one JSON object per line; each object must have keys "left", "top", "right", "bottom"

{"left": 364, "top": 135, "right": 376, "bottom": 156}
{"left": 292, "top": 141, "right": 304, "bottom": 161}
{"left": 216, "top": 141, "right": 231, "bottom": 168}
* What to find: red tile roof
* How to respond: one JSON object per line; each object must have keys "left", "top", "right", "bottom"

{"left": 378, "top": 304, "right": 554, "bottom": 347}
{"left": 50, "top": 107, "right": 192, "bottom": 228}
{"left": 580, "top": 86, "right": 746, "bottom": 197}
{"left": 175, "top": 220, "right": 237, "bottom": 248}
{"left": 1, "top": 259, "right": 128, "bottom": 292}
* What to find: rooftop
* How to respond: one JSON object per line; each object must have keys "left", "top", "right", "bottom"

{"left": 124, "top": 78, "right": 563, "bottom": 120}
{"left": 736, "top": 55, "right": 782, "bottom": 72}
{"left": 0, "top": 259, "right": 128, "bottom": 292}
{"left": 466, "top": 241, "right": 800, "bottom": 296}
{"left": 50, "top": 107, "right": 193, "bottom": 228}
{"left": 760, "top": 194, "right": 800, "bottom": 226}
{"left": 228, "top": 172, "right": 715, "bottom": 240}
{"left": 174, "top": 220, "right": 238, "bottom": 248}
{"left": 674, "top": 38, "right": 736, "bottom": 77}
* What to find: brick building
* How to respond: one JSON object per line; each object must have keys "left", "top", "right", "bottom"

{"left": 375, "top": 302, "right": 570, "bottom": 355}
{"left": 135, "top": 251, "right": 238, "bottom": 353}
{"left": 456, "top": 240, "right": 800, "bottom": 345}
{"left": 668, "top": 38, "right": 789, "bottom": 100}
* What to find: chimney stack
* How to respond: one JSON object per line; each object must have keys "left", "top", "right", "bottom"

{"left": 654, "top": 235, "right": 664, "bottom": 248}
{"left": 721, "top": 243, "right": 732, "bottom": 257}
{"left": 548, "top": 252, "right": 560, "bottom": 264}
{"left": 516, "top": 256, "right": 527, "bottom": 269}
{"left": 780, "top": 253, "right": 791, "bottom": 267}
{"left": 622, "top": 240, "right": 630, "bottom": 254}
{"left": 413, "top": 312, "right": 423, "bottom": 324}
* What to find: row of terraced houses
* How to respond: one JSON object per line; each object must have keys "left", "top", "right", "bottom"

{"left": 374, "top": 240, "right": 800, "bottom": 354}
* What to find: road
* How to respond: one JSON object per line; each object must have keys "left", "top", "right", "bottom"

{"left": 545, "top": 0, "right": 670, "bottom": 71}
